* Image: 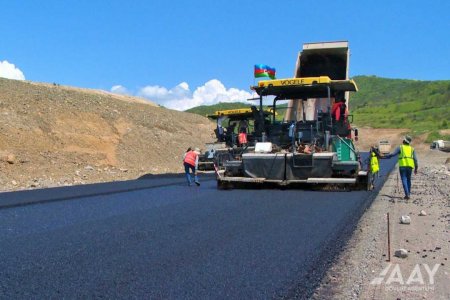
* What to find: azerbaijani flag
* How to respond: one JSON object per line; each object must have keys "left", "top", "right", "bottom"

{"left": 254, "top": 64, "right": 276, "bottom": 79}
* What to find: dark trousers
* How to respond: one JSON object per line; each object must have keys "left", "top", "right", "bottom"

{"left": 184, "top": 162, "right": 198, "bottom": 185}
{"left": 399, "top": 167, "right": 413, "bottom": 197}
{"left": 371, "top": 171, "right": 379, "bottom": 187}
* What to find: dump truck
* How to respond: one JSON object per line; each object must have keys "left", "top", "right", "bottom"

{"left": 378, "top": 140, "right": 391, "bottom": 155}
{"left": 285, "top": 41, "right": 351, "bottom": 122}
{"left": 197, "top": 108, "right": 275, "bottom": 171}
{"left": 430, "top": 139, "right": 450, "bottom": 152}
{"left": 216, "top": 41, "right": 371, "bottom": 189}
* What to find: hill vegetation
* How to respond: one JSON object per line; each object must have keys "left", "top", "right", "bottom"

{"left": 186, "top": 76, "right": 450, "bottom": 142}
{"left": 351, "top": 76, "right": 450, "bottom": 142}
{"left": 186, "top": 102, "right": 250, "bottom": 116}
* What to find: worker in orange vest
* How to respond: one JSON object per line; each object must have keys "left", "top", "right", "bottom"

{"left": 331, "top": 94, "right": 352, "bottom": 139}
{"left": 183, "top": 147, "right": 200, "bottom": 186}
{"left": 331, "top": 97, "right": 348, "bottom": 122}
{"left": 238, "top": 128, "right": 248, "bottom": 147}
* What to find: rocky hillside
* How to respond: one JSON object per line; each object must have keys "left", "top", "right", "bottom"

{"left": 0, "top": 78, "right": 214, "bottom": 191}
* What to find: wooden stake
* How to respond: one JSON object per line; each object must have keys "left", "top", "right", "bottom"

{"left": 387, "top": 212, "right": 391, "bottom": 262}
{"left": 396, "top": 173, "right": 399, "bottom": 192}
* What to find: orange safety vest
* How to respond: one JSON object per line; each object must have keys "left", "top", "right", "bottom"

{"left": 238, "top": 132, "right": 247, "bottom": 145}
{"left": 332, "top": 102, "right": 347, "bottom": 121}
{"left": 184, "top": 151, "right": 198, "bottom": 166}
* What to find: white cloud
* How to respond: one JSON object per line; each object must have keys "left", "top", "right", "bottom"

{"left": 137, "top": 82, "right": 191, "bottom": 103}
{"left": 138, "top": 85, "right": 170, "bottom": 99}
{"left": 110, "top": 85, "right": 129, "bottom": 95}
{"left": 0, "top": 60, "right": 25, "bottom": 80}
{"left": 111, "top": 79, "right": 252, "bottom": 111}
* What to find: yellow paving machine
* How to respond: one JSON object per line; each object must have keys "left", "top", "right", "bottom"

{"left": 215, "top": 40, "right": 373, "bottom": 189}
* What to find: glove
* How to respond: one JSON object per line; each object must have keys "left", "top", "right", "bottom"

{"left": 414, "top": 168, "right": 418, "bottom": 175}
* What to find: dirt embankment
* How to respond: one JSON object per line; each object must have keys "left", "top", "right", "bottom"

{"left": 354, "top": 127, "right": 432, "bottom": 152}
{"left": 0, "top": 78, "right": 214, "bottom": 192}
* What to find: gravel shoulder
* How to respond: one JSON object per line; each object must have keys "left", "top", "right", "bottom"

{"left": 312, "top": 149, "right": 450, "bottom": 300}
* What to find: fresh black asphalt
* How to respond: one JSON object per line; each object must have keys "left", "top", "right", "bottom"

{"left": 0, "top": 157, "right": 397, "bottom": 299}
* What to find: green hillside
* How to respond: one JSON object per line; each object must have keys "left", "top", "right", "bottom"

{"left": 351, "top": 76, "right": 450, "bottom": 141}
{"left": 186, "top": 76, "right": 450, "bottom": 142}
{"left": 185, "top": 102, "right": 250, "bottom": 116}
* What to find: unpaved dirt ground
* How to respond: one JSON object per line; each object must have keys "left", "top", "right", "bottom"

{"left": 312, "top": 149, "right": 450, "bottom": 300}
{"left": 0, "top": 78, "right": 214, "bottom": 192}
{"left": 354, "top": 127, "right": 431, "bottom": 152}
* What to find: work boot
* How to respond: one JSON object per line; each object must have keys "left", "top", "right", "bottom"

{"left": 194, "top": 175, "right": 200, "bottom": 186}
{"left": 404, "top": 195, "right": 410, "bottom": 200}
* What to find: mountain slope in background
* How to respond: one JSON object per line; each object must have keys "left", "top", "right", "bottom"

{"left": 0, "top": 78, "right": 214, "bottom": 191}
{"left": 185, "top": 102, "right": 251, "bottom": 116}
{"left": 351, "top": 76, "right": 450, "bottom": 141}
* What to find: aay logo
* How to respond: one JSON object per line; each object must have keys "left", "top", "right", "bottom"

{"left": 371, "top": 263, "right": 440, "bottom": 291}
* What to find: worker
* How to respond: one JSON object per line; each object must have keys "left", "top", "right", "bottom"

{"left": 369, "top": 146, "right": 380, "bottom": 189}
{"left": 238, "top": 119, "right": 248, "bottom": 133}
{"left": 238, "top": 128, "right": 248, "bottom": 147}
{"left": 217, "top": 113, "right": 225, "bottom": 141}
{"left": 288, "top": 121, "right": 296, "bottom": 151}
{"left": 251, "top": 106, "right": 263, "bottom": 137}
{"left": 184, "top": 147, "right": 192, "bottom": 154}
{"left": 331, "top": 96, "right": 347, "bottom": 122}
{"left": 183, "top": 147, "right": 200, "bottom": 186}
{"left": 331, "top": 94, "right": 351, "bottom": 138}
{"left": 384, "top": 135, "right": 418, "bottom": 199}
{"left": 226, "top": 123, "right": 236, "bottom": 146}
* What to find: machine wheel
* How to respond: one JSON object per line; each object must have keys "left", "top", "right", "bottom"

{"left": 217, "top": 180, "right": 233, "bottom": 190}
{"left": 217, "top": 180, "right": 225, "bottom": 190}
{"left": 357, "top": 173, "right": 371, "bottom": 191}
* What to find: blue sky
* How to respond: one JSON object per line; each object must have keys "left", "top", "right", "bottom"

{"left": 1, "top": 0, "right": 449, "bottom": 110}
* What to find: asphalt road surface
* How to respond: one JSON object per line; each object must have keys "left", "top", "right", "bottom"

{"left": 0, "top": 157, "right": 397, "bottom": 299}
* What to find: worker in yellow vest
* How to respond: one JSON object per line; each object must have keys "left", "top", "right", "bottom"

{"left": 384, "top": 135, "right": 418, "bottom": 199}
{"left": 369, "top": 146, "right": 380, "bottom": 189}
{"left": 183, "top": 147, "right": 201, "bottom": 186}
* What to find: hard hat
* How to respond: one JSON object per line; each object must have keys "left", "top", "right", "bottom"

{"left": 403, "top": 135, "right": 412, "bottom": 144}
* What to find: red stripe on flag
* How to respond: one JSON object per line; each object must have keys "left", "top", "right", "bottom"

{"left": 254, "top": 69, "right": 268, "bottom": 74}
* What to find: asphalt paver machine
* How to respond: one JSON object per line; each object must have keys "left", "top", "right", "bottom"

{"left": 216, "top": 76, "right": 371, "bottom": 190}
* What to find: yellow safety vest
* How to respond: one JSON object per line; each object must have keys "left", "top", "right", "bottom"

{"left": 370, "top": 152, "right": 379, "bottom": 173}
{"left": 398, "top": 145, "right": 415, "bottom": 168}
